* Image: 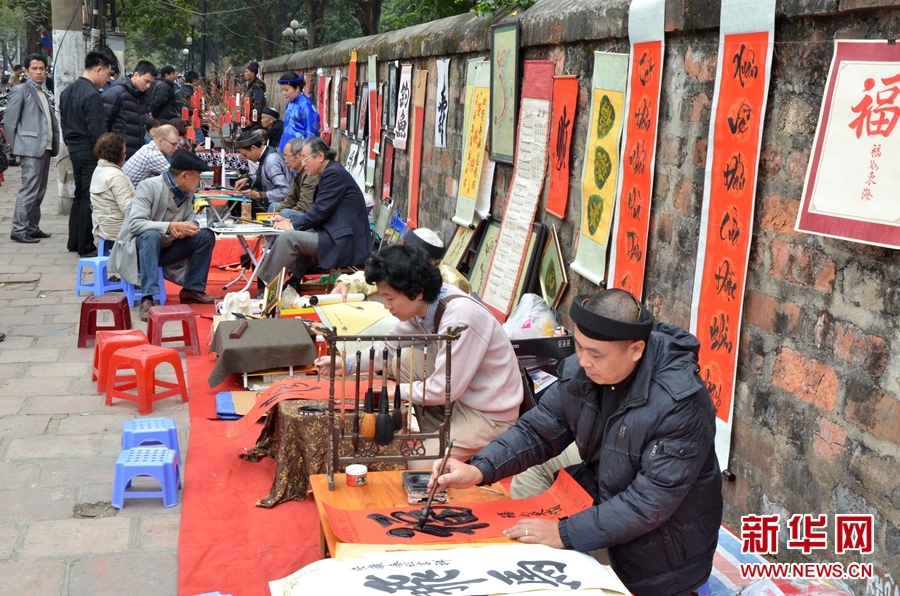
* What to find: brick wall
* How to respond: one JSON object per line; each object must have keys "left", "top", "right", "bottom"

{"left": 262, "top": 0, "right": 900, "bottom": 583}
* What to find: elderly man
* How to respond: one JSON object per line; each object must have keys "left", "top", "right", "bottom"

{"left": 274, "top": 136, "right": 319, "bottom": 220}
{"left": 429, "top": 289, "right": 723, "bottom": 596}
{"left": 242, "top": 61, "right": 266, "bottom": 128}
{"left": 5, "top": 53, "right": 60, "bottom": 244}
{"left": 122, "top": 124, "right": 179, "bottom": 186}
{"left": 255, "top": 137, "right": 371, "bottom": 287}
{"left": 260, "top": 107, "right": 283, "bottom": 149}
{"left": 149, "top": 65, "right": 181, "bottom": 121}
{"left": 109, "top": 150, "right": 217, "bottom": 321}
{"left": 232, "top": 130, "right": 291, "bottom": 213}
{"left": 103, "top": 60, "right": 158, "bottom": 158}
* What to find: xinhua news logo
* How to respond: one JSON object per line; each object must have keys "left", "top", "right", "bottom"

{"left": 739, "top": 514, "right": 874, "bottom": 580}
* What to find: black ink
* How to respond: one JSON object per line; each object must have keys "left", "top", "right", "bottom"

{"left": 732, "top": 44, "right": 758, "bottom": 88}
{"left": 367, "top": 513, "right": 396, "bottom": 528}
{"left": 627, "top": 187, "right": 642, "bottom": 220}
{"left": 634, "top": 97, "right": 652, "bottom": 132}
{"left": 437, "top": 84, "right": 448, "bottom": 145}
{"left": 626, "top": 231, "right": 643, "bottom": 263}
{"left": 487, "top": 560, "right": 582, "bottom": 590}
{"left": 364, "top": 570, "right": 488, "bottom": 595}
{"left": 371, "top": 506, "right": 490, "bottom": 539}
{"left": 719, "top": 206, "right": 741, "bottom": 246}
{"left": 727, "top": 101, "right": 752, "bottom": 135}
{"left": 714, "top": 259, "right": 738, "bottom": 301}
{"left": 723, "top": 154, "right": 746, "bottom": 192}
{"left": 629, "top": 140, "right": 647, "bottom": 176}
{"left": 709, "top": 313, "right": 734, "bottom": 353}
{"left": 703, "top": 367, "right": 722, "bottom": 411}
{"left": 554, "top": 105, "right": 572, "bottom": 172}
{"left": 638, "top": 52, "right": 656, "bottom": 87}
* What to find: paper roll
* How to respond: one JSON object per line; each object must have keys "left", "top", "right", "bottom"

{"left": 308, "top": 293, "right": 366, "bottom": 306}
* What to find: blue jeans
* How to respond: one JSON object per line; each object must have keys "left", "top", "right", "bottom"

{"left": 279, "top": 208, "right": 303, "bottom": 220}
{"left": 135, "top": 228, "right": 216, "bottom": 296}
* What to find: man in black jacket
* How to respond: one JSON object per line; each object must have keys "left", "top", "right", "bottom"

{"left": 103, "top": 60, "right": 157, "bottom": 159}
{"left": 431, "top": 289, "right": 723, "bottom": 596}
{"left": 149, "top": 65, "right": 180, "bottom": 120}
{"left": 59, "top": 46, "right": 118, "bottom": 257}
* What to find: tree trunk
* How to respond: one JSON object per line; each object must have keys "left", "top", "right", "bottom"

{"left": 353, "top": 0, "right": 383, "bottom": 37}
{"left": 305, "top": 0, "right": 330, "bottom": 49}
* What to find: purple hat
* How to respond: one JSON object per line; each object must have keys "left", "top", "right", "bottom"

{"left": 246, "top": 61, "right": 259, "bottom": 75}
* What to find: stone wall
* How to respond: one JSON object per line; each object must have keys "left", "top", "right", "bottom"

{"left": 262, "top": 0, "right": 900, "bottom": 583}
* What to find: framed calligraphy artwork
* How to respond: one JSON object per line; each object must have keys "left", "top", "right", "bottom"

{"left": 356, "top": 82, "right": 368, "bottom": 142}
{"left": 539, "top": 225, "right": 568, "bottom": 309}
{"left": 445, "top": 225, "right": 478, "bottom": 271}
{"left": 490, "top": 21, "right": 520, "bottom": 164}
{"left": 690, "top": 0, "right": 774, "bottom": 469}
{"left": 434, "top": 59, "right": 451, "bottom": 148}
{"left": 339, "top": 77, "right": 349, "bottom": 131}
{"left": 796, "top": 40, "right": 900, "bottom": 248}
{"left": 468, "top": 220, "right": 501, "bottom": 297}
{"left": 608, "top": 0, "right": 665, "bottom": 301}
{"left": 387, "top": 61, "right": 399, "bottom": 129}
{"left": 545, "top": 76, "right": 578, "bottom": 219}
{"left": 393, "top": 64, "right": 413, "bottom": 150}
{"left": 452, "top": 60, "right": 491, "bottom": 228}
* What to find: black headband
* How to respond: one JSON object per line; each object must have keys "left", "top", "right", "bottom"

{"left": 570, "top": 294, "right": 654, "bottom": 342}
{"left": 277, "top": 75, "right": 304, "bottom": 85}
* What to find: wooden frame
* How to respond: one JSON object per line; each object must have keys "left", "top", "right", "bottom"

{"left": 444, "top": 225, "right": 477, "bottom": 271}
{"left": 468, "top": 220, "right": 501, "bottom": 296}
{"left": 261, "top": 268, "right": 285, "bottom": 317}
{"left": 489, "top": 21, "right": 520, "bottom": 164}
{"left": 539, "top": 225, "right": 568, "bottom": 309}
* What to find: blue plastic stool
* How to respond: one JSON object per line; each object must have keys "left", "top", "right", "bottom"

{"left": 123, "top": 267, "right": 168, "bottom": 307}
{"left": 75, "top": 256, "right": 125, "bottom": 297}
{"left": 111, "top": 447, "right": 180, "bottom": 508}
{"left": 694, "top": 580, "right": 711, "bottom": 596}
{"left": 121, "top": 418, "right": 181, "bottom": 464}
{"left": 98, "top": 237, "right": 114, "bottom": 257}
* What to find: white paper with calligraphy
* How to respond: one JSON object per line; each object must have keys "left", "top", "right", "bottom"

{"left": 452, "top": 59, "right": 491, "bottom": 228}
{"left": 394, "top": 64, "right": 413, "bottom": 150}
{"left": 434, "top": 59, "right": 451, "bottom": 148}
{"left": 269, "top": 544, "right": 629, "bottom": 596}
{"left": 796, "top": 40, "right": 900, "bottom": 248}
{"left": 332, "top": 68, "right": 342, "bottom": 130}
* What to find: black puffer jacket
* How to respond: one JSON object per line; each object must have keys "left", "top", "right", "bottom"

{"left": 472, "top": 322, "right": 723, "bottom": 596}
{"left": 149, "top": 79, "right": 180, "bottom": 120}
{"left": 102, "top": 77, "right": 151, "bottom": 158}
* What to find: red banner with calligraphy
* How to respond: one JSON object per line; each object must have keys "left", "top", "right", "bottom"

{"left": 691, "top": 22, "right": 773, "bottom": 468}
{"left": 608, "top": 40, "right": 663, "bottom": 300}
{"left": 545, "top": 76, "right": 578, "bottom": 219}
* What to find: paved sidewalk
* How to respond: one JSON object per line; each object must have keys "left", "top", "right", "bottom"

{"left": 0, "top": 163, "right": 187, "bottom": 596}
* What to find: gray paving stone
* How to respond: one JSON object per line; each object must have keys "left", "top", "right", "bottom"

{"left": 28, "top": 362, "right": 89, "bottom": 377}
{"left": 0, "top": 314, "right": 46, "bottom": 327}
{"left": 0, "top": 377, "right": 72, "bottom": 397}
{"left": 7, "top": 324, "right": 73, "bottom": 337}
{"left": 50, "top": 312, "right": 83, "bottom": 324}
{"left": 0, "top": 396, "right": 27, "bottom": 416}
{"left": 0, "top": 415, "right": 51, "bottom": 438}
{"left": 57, "top": 413, "right": 132, "bottom": 436}
{"left": 68, "top": 551, "right": 178, "bottom": 596}
{"left": 0, "top": 348, "right": 61, "bottom": 364}
{"left": 70, "top": 376, "right": 103, "bottom": 395}
{"left": 0, "top": 336, "right": 35, "bottom": 349}
{"left": 0, "top": 462, "right": 37, "bottom": 490}
{"left": 34, "top": 336, "right": 79, "bottom": 348}
{"left": 0, "top": 560, "right": 65, "bottom": 596}
{"left": 27, "top": 395, "right": 106, "bottom": 415}
{"left": 0, "top": 523, "right": 18, "bottom": 560}
{"left": 7, "top": 297, "right": 60, "bottom": 307}
{"left": 62, "top": 347, "right": 96, "bottom": 362}
{"left": 137, "top": 514, "right": 181, "bottom": 550}
{"left": 39, "top": 456, "right": 118, "bottom": 487}
{"left": 20, "top": 517, "right": 131, "bottom": 557}
{"left": 0, "top": 486, "right": 77, "bottom": 522}
{"left": 0, "top": 363, "right": 25, "bottom": 378}
{"left": 4, "top": 435, "right": 95, "bottom": 459}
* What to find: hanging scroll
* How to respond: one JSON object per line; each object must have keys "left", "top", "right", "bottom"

{"left": 489, "top": 21, "right": 521, "bottom": 164}
{"left": 366, "top": 55, "right": 378, "bottom": 187}
{"left": 339, "top": 77, "right": 349, "bottom": 131}
{"left": 434, "top": 58, "right": 451, "bottom": 148}
{"left": 324, "top": 469, "right": 590, "bottom": 545}
{"left": 796, "top": 40, "right": 900, "bottom": 248}
{"left": 607, "top": 0, "right": 665, "bottom": 300}
{"left": 382, "top": 138, "right": 394, "bottom": 199}
{"left": 690, "top": 0, "right": 774, "bottom": 470}
{"left": 406, "top": 70, "right": 427, "bottom": 227}
{"left": 317, "top": 70, "right": 328, "bottom": 130}
{"left": 387, "top": 61, "right": 399, "bottom": 129}
{"left": 356, "top": 83, "right": 368, "bottom": 142}
{"left": 452, "top": 59, "right": 491, "bottom": 227}
{"left": 545, "top": 76, "right": 579, "bottom": 219}
{"left": 393, "top": 64, "right": 413, "bottom": 150}
{"left": 332, "top": 68, "right": 341, "bottom": 130}
{"left": 570, "top": 52, "right": 629, "bottom": 286}
{"left": 347, "top": 51, "right": 358, "bottom": 105}
{"left": 481, "top": 60, "right": 554, "bottom": 320}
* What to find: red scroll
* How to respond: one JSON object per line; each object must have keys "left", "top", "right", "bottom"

{"left": 545, "top": 76, "right": 578, "bottom": 219}
{"left": 406, "top": 70, "right": 427, "bottom": 227}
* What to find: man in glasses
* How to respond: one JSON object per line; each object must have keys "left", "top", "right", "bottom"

{"left": 122, "top": 124, "right": 180, "bottom": 187}
{"left": 430, "top": 289, "right": 723, "bottom": 596}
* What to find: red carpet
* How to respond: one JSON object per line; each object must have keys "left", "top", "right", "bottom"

{"left": 176, "top": 275, "right": 321, "bottom": 596}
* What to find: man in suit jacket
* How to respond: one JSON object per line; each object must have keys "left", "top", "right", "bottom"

{"left": 5, "top": 54, "right": 60, "bottom": 243}
{"left": 256, "top": 137, "right": 371, "bottom": 286}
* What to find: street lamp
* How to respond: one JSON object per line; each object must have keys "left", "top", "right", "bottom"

{"left": 186, "top": 36, "right": 193, "bottom": 71}
{"left": 182, "top": 48, "right": 190, "bottom": 73}
{"left": 282, "top": 20, "right": 308, "bottom": 53}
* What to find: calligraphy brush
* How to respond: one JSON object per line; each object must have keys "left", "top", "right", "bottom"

{"left": 417, "top": 440, "right": 454, "bottom": 531}
{"left": 375, "top": 346, "right": 394, "bottom": 445}
{"left": 340, "top": 341, "right": 347, "bottom": 436}
{"left": 392, "top": 345, "right": 403, "bottom": 431}
{"left": 352, "top": 342, "right": 362, "bottom": 453}
{"left": 360, "top": 345, "right": 376, "bottom": 440}
{"left": 407, "top": 345, "right": 415, "bottom": 433}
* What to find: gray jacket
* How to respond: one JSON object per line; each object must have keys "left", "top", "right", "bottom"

{"left": 108, "top": 175, "right": 194, "bottom": 286}
{"left": 4, "top": 82, "right": 60, "bottom": 158}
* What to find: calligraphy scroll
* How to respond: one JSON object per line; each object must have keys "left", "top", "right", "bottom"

{"left": 545, "top": 76, "right": 579, "bottom": 218}
{"left": 406, "top": 70, "right": 427, "bottom": 227}
{"left": 608, "top": 0, "right": 665, "bottom": 300}
{"left": 434, "top": 58, "right": 451, "bottom": 148}
{"left": 570, "top": 52, "right": 629, "bottom": 286}
{"left": 356, "top": 83, "right": 368, "bottom": 142}
{"left": 481, "top": 60, "right": 554, "bottom": 320}
{"left": 452, "top": 60, "right": 491, "bottom": 227}
{"left": 347, "top": 51, "right": 358, "bottom": 105}
{"left": 366, "top": 55, "right": 378, "bottom": 187}
{"left": 332, "top": 68, "right": 341, "bottom": 130}
{"left": 324, "top": 469, "right": 591, "bottom": 545}
{"left": 387, "top": 61, "right": 399, "bottom": 129}
{"left": 340, "top": 77, "right": 349, "bottom": 131}
{"left": 796, "top": 41, "right": 900, "bottom": 248}
{"left": 394, "top": 64, "right": 413, "bottom": 150}
{"left": 317, "top": 71, "right": 327, "bottom": 129}
{"left": 382, "top": 138, "right": 394, "bottom": 200}
{"left": 690, "top": 0, "right": 774, "bottom": 469}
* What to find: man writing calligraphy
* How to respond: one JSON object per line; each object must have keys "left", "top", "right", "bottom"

{"left": 430, "top": 289, "right": 723, "bottom": 596}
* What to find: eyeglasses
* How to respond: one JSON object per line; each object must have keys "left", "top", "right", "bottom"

{"left": 159, "top": 138, "right": 178, "bottom": 146}
{"left": 299, "top": 153, "right": 313, "bottom": 163}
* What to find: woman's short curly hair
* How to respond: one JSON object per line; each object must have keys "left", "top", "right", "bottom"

{"left": 364, "top": 244, "right": 443, "bottom": 302}
{"left": 94, "top": 132, "right": 126, "bottom": 164}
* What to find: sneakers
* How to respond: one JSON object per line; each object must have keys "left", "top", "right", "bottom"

{"left": 179, "top": 289, "right": 217, "bottom": 304}
{"left": 139, "top": 297, "right": 156, "bottom": 322}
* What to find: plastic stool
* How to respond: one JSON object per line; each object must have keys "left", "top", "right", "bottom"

{"left": 105, "top": 344, "right": 189, "bottom": 414}
{"left": 98, "top": 237, "right": 113, "bottom": 257}
{"left": 122, "top": 418, "right": 181, "bottom": 464}
{"left": 123, "top": 267, "right": 168, "bottom": 307}
{"left": 693, "top": 580, "right": 711, "bottom": 596}
{"left": 78, "top": 295, "right": 132, "bottom": 348}
{"left": 92, "top": 329, "right": 148, "bottom": 392}
{"left": 147, "top": 305, "right": 201, "bottom": 357}
{"left": 111, "top": 447, "right": 180, "bottom": 508}
{"left": 75, "top": 256, "right": 125, "bottom": 297}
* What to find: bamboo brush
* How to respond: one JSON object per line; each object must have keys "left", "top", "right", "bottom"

{"left": 360, "top": 345, "right": 376, "bottom": 439}
{"left": 392, "top": 345, "right": 403, "bottom": 431}
{"left": 407, "top": 345, "right": 415, "bottom": 433}
{"left": 340, "top": 341, "right": 347, "bottom": 435}
{"left": 352, "top": 341, "right": 362, "bottom": 452}
{"left": 375, "top": 346, "right": 394, "bottom": 445}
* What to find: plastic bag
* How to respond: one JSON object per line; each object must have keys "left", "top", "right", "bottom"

{"left": 503, "top": 294, "right": 558, "bottom": 340}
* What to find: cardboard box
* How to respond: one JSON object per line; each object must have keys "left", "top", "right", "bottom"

{"left": 510, "top": 331, "right": 575, "bottom": 362}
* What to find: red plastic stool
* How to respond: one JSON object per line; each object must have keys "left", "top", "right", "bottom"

{"left": 105, "top": 344, "right": 189, "bottom": 415}
{"left": 92, "top": 329, "right": 149, "bottom": 393}
{"left": 146, "top": 305, "right": 201, "bottom": 357}
{"left": 78, "top": 295, "right": 132, "bottom": 348}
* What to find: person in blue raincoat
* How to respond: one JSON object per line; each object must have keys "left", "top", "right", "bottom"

{"left": 277, "top": 72, "right": 319, "bottom": 153}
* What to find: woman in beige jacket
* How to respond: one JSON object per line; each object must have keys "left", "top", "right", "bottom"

{"left": 90, "top": 132, "right": 135, "bottom": 249}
